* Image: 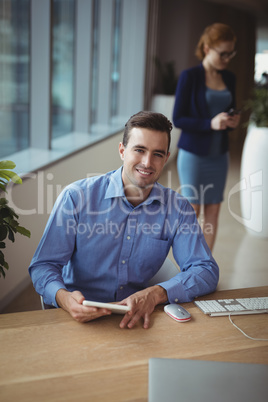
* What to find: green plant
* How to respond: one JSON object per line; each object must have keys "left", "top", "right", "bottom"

{"left": 0, "top": 160, "right": 31, "bottom": 278}
{"left": 244, "top": 74, "right": 268, "bottom": 128}
{"left": 154, "top": 57, "right": 178, "bottom": 95}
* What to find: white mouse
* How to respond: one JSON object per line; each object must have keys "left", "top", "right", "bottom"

{"left": 164, "top": 304, "right": 191, "bottom": 322}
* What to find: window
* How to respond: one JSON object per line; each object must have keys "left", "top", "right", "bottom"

{"left": 0, "top": 0, "right": 30, "bottom": 158}
{"left": 0, "top": 0, "right": 149, "bottom": 174}
{"left": 51, "top": 0, "right": 75, "bottom": 140}
{"left": 255, "top": 25, "right": 268, "bottom": 82}
{"left": 90, "top": 0, "right": 100, "bottom": 126}
{"left": 110, "top": 0, "right": 122, "bottom": 119}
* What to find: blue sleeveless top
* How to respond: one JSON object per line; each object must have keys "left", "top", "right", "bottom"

{"left": 205, "top": 87, "right": 232, "bottom": 156}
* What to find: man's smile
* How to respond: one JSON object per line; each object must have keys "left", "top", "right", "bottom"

{"left": 136, "top": 168, "right": 154, "bottom": 177}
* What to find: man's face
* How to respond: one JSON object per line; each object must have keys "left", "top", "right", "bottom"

{"left": 119, "top": 127, "right": 170, "bottom": 192}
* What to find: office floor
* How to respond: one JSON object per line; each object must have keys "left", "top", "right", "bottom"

{"left": 2, "top": 150, "right": 267, "bottom": 314}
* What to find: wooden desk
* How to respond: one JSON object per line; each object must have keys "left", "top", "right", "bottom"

{"left": 0, "top": 287, "right": 267, "bottom": 401}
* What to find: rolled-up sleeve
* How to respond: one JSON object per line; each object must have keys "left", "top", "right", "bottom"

{"left": 158, "top": 200, "right": 219, "bottom": 303}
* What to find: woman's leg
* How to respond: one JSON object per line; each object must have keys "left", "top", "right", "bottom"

{"left": 203, "top": 203, "right": 221, "bottom": 251}
{"left": 190, "top": 203, "right": 201, "bottom": 219}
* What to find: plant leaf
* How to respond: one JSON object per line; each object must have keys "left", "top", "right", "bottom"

{"left": 0, "top": 226, "right": 8, "bottom": 241}
{"left": 0, "top": 198, "right": 8, "bottom": 206}
{"left": 0, "top": 160, "right": 31, "bottom": 278}
{"left": 4, "top": 216, "right": 19, "bottom": 228}
{"left": 0, "top": 249, "right": 6, "bottom": 264}
{"left": 0, "top": 183, "right": 7, "bottom": 192}
{"left": 0, "top": 160, "right": 16, "bottom": 169}
{"left": 7, "top": 227, "right": 15, "bottom": 242}
{"left": 0, "top": 169, "right": 22, "bottom": 184}
{"left": 0, "top": 207, "right": 11, "bottom": 219}
{"left": 1, "top": 203, "right": 19, "bottom": 219}
{"left": 0, "top": 259, "right": 8, "bottom": 278}
{"left": 0, "top": 266, "right": 6, "bottom": 278}
{"left": 0, "top": 171, "right": 11, "bottom": 182}
{"left": 16, "top": 225, "right": 31, "bottom": 238}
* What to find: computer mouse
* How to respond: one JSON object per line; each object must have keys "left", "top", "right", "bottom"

{"left": 164, "top": 304, "right": 191, "bottom": 322}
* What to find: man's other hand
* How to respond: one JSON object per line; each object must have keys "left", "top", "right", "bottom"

{"left": 118, "top": 285, "right": 167, "bottom": 329}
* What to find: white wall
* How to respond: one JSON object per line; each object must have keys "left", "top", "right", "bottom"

{"left": 0, "top": 132, "right": 123, "bottom": 311}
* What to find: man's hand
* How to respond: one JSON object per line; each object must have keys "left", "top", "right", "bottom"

{"left": 55, "top": 289, "right": 112, "bottom": 323}
{"left": 118, "top": 285, "right": 168, "bottom": 329}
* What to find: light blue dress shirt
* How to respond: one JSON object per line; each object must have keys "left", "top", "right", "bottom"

{"left": 29, "top": 167, "right": 219, "bottom": 307}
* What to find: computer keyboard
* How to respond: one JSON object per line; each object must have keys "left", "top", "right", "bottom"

{"left": 194, "top": 296, "right": 268, "bottom": 316}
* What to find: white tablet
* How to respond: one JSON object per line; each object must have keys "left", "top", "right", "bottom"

{"left": 82, "top": 300, "right": 131, "bottom": 314}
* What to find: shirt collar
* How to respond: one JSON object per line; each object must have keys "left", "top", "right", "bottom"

{"left": 105, "top": 167, "right": 166, "bottom": 205}
{"left": 105, "top": 167, "right": 125, "bottom": 199}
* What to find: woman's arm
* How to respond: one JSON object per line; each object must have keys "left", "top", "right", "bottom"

{"left": 172, "top": 69, "right": 212, "bottom": 133}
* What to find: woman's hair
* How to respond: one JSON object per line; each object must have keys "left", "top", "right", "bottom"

{"left": 195, "top": 23, "right": 236, "bottom": 60}
{"left": 123, "top": 111, "right": 172, "bottom": 152}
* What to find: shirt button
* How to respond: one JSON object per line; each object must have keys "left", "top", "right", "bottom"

{"left": 122, "top": 260, "right": 125, "bottom": 264}
{"left": 120, "top": 286, "right": 124, "bottom": 290}
{"left": 174, "top": 298, "right": 179, "bottom": 303}
{"left": 127, "top": 236, "right": 131, "bottom": 240}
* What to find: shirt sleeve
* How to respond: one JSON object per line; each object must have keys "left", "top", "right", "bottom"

{"left": 158, "top": 200, "right": 219, "bottom": 303}
{"left": 28, "top": 186, "right": 80, "bottom": 307}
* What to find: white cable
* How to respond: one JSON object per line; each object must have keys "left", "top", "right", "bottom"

{"left": 228, "top": 314, "right": 268, "bottom": 341}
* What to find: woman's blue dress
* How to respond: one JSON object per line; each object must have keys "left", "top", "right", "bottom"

{"left": 177, "top": 87, "right": 231, "bottom": 204}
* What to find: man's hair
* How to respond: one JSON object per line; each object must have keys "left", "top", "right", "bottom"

{"left": 123, "top": 111, "right": 172, "bottom": 152}
{"left": 195, "top": 23, "right": 236, "bottom": 61}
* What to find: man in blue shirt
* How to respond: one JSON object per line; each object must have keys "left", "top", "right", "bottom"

{"left": 29, "top": 111, "right": 219, "bottom": 329}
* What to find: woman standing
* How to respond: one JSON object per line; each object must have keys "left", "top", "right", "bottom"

{"left": 173, "top": 23, "right": 240, "bottom": 251}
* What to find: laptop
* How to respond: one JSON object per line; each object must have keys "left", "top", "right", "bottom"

{"left": 148, "top": 358, "right": 268, "bottom": 402}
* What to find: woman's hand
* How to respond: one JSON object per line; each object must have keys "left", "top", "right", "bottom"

{"left": 226, "top": 112, "right": 241, "bottom": 129}
{"left": 211, "top": 112, "right": 240, "bottom": 130}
